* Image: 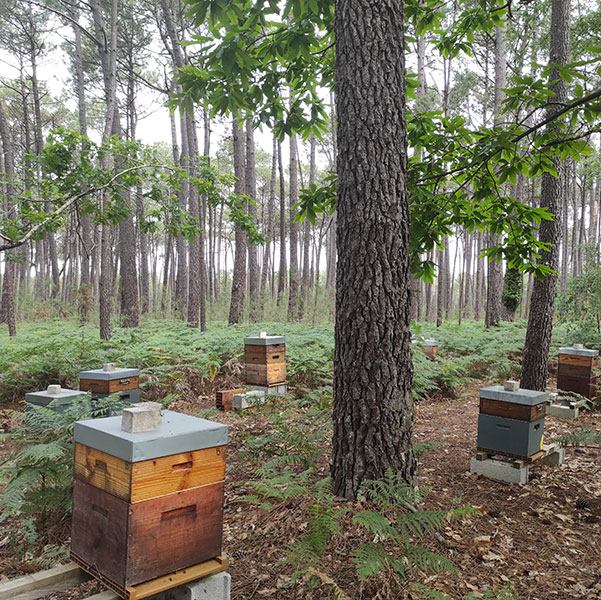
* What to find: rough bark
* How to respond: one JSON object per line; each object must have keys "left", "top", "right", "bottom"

{"left": 228, "top": 118, "right": 247, "bottom": 324}
{"left": 246, "top": 118, "right": 261, "bottom": 321}
{"left": 276, "top": 139, "right": 287, "bottom": 304}
{"left": 287, "top": 132, "right": 300, "bottom": 320}
{"left": 331, "top": 0, "right": 416, "bottom": 499}
{"left": 521, "top": 0, "right": 571, "bottom": 391}
{"left": 261, "top": 136, "right": 277, "bottom": 295}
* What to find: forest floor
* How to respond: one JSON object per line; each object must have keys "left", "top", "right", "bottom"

{"left": 2, "top": 371, "right": 601, "bottom": 600}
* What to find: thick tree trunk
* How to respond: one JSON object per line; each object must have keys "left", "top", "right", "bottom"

{"left": 521, "top": 0, "right": 571, "bottom": 391}
{"left": 331, "top": 0, "right": 416, "bottom": 499}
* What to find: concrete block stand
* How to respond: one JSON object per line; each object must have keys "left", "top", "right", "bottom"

{"left": 232, "top": 390, "right": 266, "bottom": 410}
{"left": 470, "top": 457, "right": 530, "bottom": 485}
{"left": 149, "top": 572, "right": 231, "bottom": 600}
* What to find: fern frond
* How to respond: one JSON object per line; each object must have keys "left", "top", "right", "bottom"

{"left": 352, "top": 510, "right": 401, "bottom": 543}
{"left": 411, "top": 583, "right": 453, "bottom": 600}
{"left": 398, "top": 509, "right": 448, "bottom": 538}
{"left": 353, "top": 542, "right": 406, "bottom": 580}
{"left": 406, "top": 544, "right": 457, "bottom": 575}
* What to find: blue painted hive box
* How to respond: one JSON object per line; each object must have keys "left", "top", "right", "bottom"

{"left": 477, "top": 383, "right": 547, "bottom": 459}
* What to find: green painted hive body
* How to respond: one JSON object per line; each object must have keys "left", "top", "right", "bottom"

{"left": 477, "top": 385, "right": 548, "bottom": 459}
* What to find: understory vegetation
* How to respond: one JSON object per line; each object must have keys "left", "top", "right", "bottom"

{"left": 1, "top": 318, "right": 599, "bottom": 598}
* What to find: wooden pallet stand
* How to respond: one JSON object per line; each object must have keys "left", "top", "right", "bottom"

{"left": 0, "top": 557, "right": 228, "bottom": 600}
{"left": 470, "top": 443, "right": 565, "bottom": 484}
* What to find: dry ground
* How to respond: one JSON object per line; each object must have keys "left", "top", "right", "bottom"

{"left": 2, "top": 378, "right": 601, "bottom": 600}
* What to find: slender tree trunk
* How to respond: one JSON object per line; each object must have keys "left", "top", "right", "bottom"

{"left": 287, "top": 133, "right": 300, "bottom": 321}
{"left": 228, "top": 118, "right": 247, "bottom": 324}
{"left": 332, "top": 0, "right": 416, "bottom": 499}
{"left": 261, "top": 136, "right": 277, "bottom": 295}
{"left": 521, "top": 0, "right": 571, "bottom": 390}
{"left": 277, "top": 139, "right": 287, "bottom": 304}
{"left": 246, "top": 118, "right": 261, "bottom": 321}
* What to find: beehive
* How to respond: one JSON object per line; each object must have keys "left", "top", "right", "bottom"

{"left": 244, "top": 334, "right": 286, "bottom": 387}
{"left": 422, "top": 339, "right": 438, "bottom": 360}
{"left": 71, "top": 409, "right": 227, "bottom": 588}
{"left": 557, "top": 345, "right": 599, "bottom": 399}
{"left": 477, "top": 383, "right": 547, "bottom": 459}
{"left": 25, "top": 385, "right": 89, "bottom": 414}
{"left": 79, "top": 364, "right": 140, "bottom": 413}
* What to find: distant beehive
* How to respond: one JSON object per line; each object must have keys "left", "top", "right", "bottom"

{"left": 477, "top": 382, "right": 547, "bottom": 459}
{"left": 71, "top": 409, "right": 228, "bottom": 589}
{"left": 79, "top": 363, "right": 140, "bottom": 412}
{"left": 422, "top": 339, "right": 438, "bottom": 359}
{"left": 557, "top": 345, "right": 599, "bottom": 399}
{"left": 25, "top": 385, "right": 88, "bottom": 413}
{"left": 244, "top": 334, "right": 286, "bottom": 387}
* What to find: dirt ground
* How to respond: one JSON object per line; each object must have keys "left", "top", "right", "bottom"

{"left": 2, "top": 379, "right": 601, "bottom": 600}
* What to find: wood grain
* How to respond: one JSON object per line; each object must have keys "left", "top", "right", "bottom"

{"left": 126, "top": 482, "right": 224, "bottom": 586}
{"left": 79, "top": 376, "right": 139, "bottom": 395}
{"left": 130, "top": 446, "right": 225, "bottom": 502}
{"left": 558, "top": 353, "right": 597, "bottom": 368}
{"left": 74, "top": 443, "right": 132, "bottom": 501}
{"left": 245, "top": 363, "right": 286, "bottom": 385}
{"left": 244, "top": 349, "right": 286, "bottom": 365}
{"left": 479, "top": 398, "right": 546, "bottom": 421}
{"left": 75, "top": 443, "right": 225, "bottom": 503}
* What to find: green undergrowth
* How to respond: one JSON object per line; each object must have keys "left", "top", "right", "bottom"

{"left": 0, "top": 318, "right": 589, "bottom": 407}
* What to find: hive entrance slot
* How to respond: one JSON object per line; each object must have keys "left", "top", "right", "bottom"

{"left": 172, "top": 460, "right": 193, "bottom": 471}
{"left": 161, "top": 504, "right": 196, "bottom": 521}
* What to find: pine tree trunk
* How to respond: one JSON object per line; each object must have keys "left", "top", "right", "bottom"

{"left": 287, "top": 133, "right": 300, "bottom": 321}
{"left": 261, "top": 136, "right": 277, "bottom": 295}
{"left": 228, "top": 118, "right": 247, "bottom": 324}
{"left": 331, "top": 0, "right": 416, "bottom": 499}
{"left": 521, "top": 0, "right": 571, "bottom": 391}
{"left": 246, "top": 119, "right": 261, "bottom": 321}
{"left": 277, "top": 140, "right": 287, "bottom": 304}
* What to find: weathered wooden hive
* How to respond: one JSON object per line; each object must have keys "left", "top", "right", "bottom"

{"left": 557, "top": 344, "right": 599, "bottom": 399}
{"left": 422, "top": 338, "right": 438, "bottom": 360}
{"left": 244, "top": 333, "right": 286, "bottom": 387}
{"left": 477, "top": 381, "right": 547, "bottom": 459}
{"left": 71, "top": 407, "right": 228, "bottom": 589}
{"left": 25, "top": 385, "right": 88, "bottom": 413}
{"left": 79, "top": 363, "right": 140, "bottom": 409}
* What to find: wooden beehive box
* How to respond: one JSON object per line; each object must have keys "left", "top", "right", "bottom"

{"left": 79, "top": 364, "right": 140, "bottom": 396}
{"left": 71, "top": 410, "right": 227, "bottom": 588}
{"left": 422, "top": 339, "right": 438, "bottom": 359}
{"left": 557, "top": 345, "right": 599, "bottom": 399}
{"left": 244, "top": 334, "right": 286, "bottom": 386}
{"left": 477, "top": 383, "right": 547, "bottom": 459}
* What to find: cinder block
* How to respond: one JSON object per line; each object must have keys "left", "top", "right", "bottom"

{"left": 504, "top": 380, "right": 519, "bottom": 392}
{"left": 232, "top": 391, "right": 266, "bottom": 410}
{"left": 470, "top": 457, "right": 529, "bottom": 484}
{"left": 121, "top": 402, "right": 162, "bottom": 433}
{"left": 247, "top": 384, "right": 288, "bottom": 395}
{"left": 542, "top": 447, "right": 566, "bottom": 466}
{"left": 546, "top": 403, "right": 579, "bottom": 420}
{"left": 149, "top": 572, "right": 231, "bottom": 600}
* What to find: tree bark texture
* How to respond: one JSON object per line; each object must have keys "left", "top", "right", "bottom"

{"left": 228, "top": 118, "right": 247, "bottom": 324}
{"left": 331, "top": 0, "right": 416, "bottom": 499}
{"left": 521, "top": 0, "right": 571, "bottom": 391}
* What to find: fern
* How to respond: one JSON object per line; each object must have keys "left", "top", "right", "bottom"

{"left": 556, "top": 428, "right": 601, "bottom": 447}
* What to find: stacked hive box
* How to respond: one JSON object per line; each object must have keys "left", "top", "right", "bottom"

{"left": 557, "top": 345, "right": 599, "bottom": 399}
{"left": 25, "top": 385, "right": 89, "bottom": 414}
{"left": 71, "top": 409, "right": 228, "bottom": 590}
{"left": 477, "top": 382, "right": 547, "bottom": 459}
{"left": 79, "top": 364, "right": 140, "bottom": 414}
{"left": 244, "top": 334, "right": 286, "bottom": 391}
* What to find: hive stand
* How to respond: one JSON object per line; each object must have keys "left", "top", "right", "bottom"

{"left": 470, "top": 443, "right": 566, "bottom": 485}
{"left": 215, "top": 388, "right": 246, "bottom": 411}
{"left": 71, "top": 409, "right": 228, "bottom": 591}
{"left": 557, "top": 344, "right": 599, "bottom": 400}
{"left": 546, "top": 392, "right": 589, "bottom": 420}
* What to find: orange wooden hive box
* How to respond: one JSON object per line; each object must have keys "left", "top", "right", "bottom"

{"left": 71, "top": 410, "right": 228, "bottom": 588}
{"left": 244, "top": 334, "right": 286, "bottom": 386}
{"left": 557, "top": 345, "right": 599, "bottom": 399}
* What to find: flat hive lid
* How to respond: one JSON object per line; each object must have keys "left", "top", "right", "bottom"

{"left": 423, "top": 339, "right": 438, "bottom": 346}
{"left": 479, "top": 385, "right": 548, "bottom": 406}
{"left": 244, "top": 335, "right": 286, "bottom": 346}
{"left": 558, "top": 347, "right": 599, "bottom": 357}
{"left": 26, "top": 388, "right": 88, "bottom": 405}
{"left": 79, "top": 367, "right": 140, "bottom": 380}
{"left": 74, "top": 410, "right": 228, "bottom": 462}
